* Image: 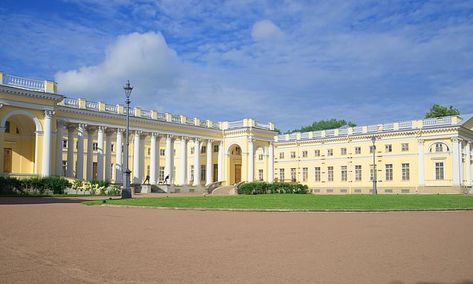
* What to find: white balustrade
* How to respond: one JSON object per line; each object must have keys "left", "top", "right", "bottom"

{"left": 3, "top": 74, "right": 45, "bottom": 92}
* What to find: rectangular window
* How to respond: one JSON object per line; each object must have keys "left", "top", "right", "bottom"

{"left": 279, "top": 152, "right": 284, "bottom": 159}
{"left": 435, "top": 143, "right": 443, "bottom": 152}
{"left": 314, "top": 167, "right": 321, "bottom": 182}
{"left": 401, "top": 143, "right": 409, "bottom": 152}
{"left": 290, "top": 168, "right": 296, "bottom": 182}
{"left": 62, "top": 139, "right": 68, "bottom": 149}
{"left": 159, "top": 167, "right": 165, "bottom": 181}
{"left": 302, "top": 167, "right": 308, "bottom": 182}
{"left": 341, "top": 148, "right": 347, "bottom": 155}
{"left": 435, "top": 162, "right": 444, "bottom": 180}
{"left": 302, "top": 151, "right": 308, "bottom": 158}
{"left": 160, "top": 149, "right": 165, "bottom": 156}
{"left": 385, "top": 164, "right": 393, "bottom": 181}
{"left": 314, "top": 150, "right": 320, "bottom": 157}
{"left": 62, "top": 161, "right": 67, "bottom": 176}
{"left": 279, "top": 168, "right": 285, "bottom": 181}
{"left": 258, "top": 154, "right": 264, "bottom": 161}
{"left": 327, "top": 149, "right": 333, "bottom": 156}
{"left": 402, "top": 163, "right": 410, "bottom": 181}
{"left": 111, "top": 143, "right": 115, "bottom": 153}
{"left": 213, "top": 145, "right": 219, "bottom": 153}
{"left": 5, "top": 121, "right": 10, "bottom": 133}
{"left": 355, "top": 165, "right": 362, "bottom": 181}
{"left": 355, "top": 147, "right": 361, "bottom": 154}
{"left": 290, "top": 151, "right": 296, "bottom": 158}
{"left": 190, "top": 165, "right": 194, "bottom": 182}
{"left": 369, "top": 146, "right": 375, "bottom": 154}
{"left": 341, "top": 166, "right": 347, "bottom": 181}
{"left": 93, "top": 142, "right": 98, "bottom": 151}
{"left": 201, "top": 146, "right": 206, "bottom": 154}
{"left": 327, "top": 166, "right": 334, "bottom": 181}
{"left": 258, "top": 169, "right": 264, "bottom": 181}
{"left": 200, "top": 165, "right": 206, "bottom": 181}
{"left": 385, "top": 144, "right": 392, "bottom": 153}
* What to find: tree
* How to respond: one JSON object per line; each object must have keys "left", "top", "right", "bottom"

{"left": 425, "top": 104, "right": 460, "bottom": 119}
{"left": 286, "top": 119, "right": 356, "bottom": 134}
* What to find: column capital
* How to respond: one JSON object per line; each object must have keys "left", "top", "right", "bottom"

{"left": 248, "top": 135, "right": 254, "bottom": 143}
{"left": 417, "top": 138, "right": 425, "bottom": 144}
{"left": 151, "top": 132, "right": 159, "bottom": 137}
{"left": 117, "top": 128, "right": 125, "bottom": 133}
{"left": 180, "top": 136, "right": 189, "bottom": 141}
{"left": 194, "top": 137, "right": 201, "bottom": 142}
{"left": 206, "top": 139, "right": 214, "bottom": 144}
{"left": 44, "top": 110, "right": 55, "bottom": 118}
{"left": 78, "top": 123, "right": 87, "bottom": 130}
{"left": 98, "top": 125, "right": 107, "bottom": 131}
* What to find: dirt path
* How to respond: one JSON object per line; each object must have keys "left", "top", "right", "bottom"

{"left": 0, "top": 197, "right": 472, "bottom": 283}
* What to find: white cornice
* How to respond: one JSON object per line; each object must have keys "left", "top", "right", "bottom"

{"left": 0, "top": 84, "right": 63, "bottom": 102}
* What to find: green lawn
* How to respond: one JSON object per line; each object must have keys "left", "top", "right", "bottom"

{"left": 84, "top": 194, "right": 473, "bottom": 211}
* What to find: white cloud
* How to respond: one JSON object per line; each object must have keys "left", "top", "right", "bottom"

{"left": 55, "top": 32, "right": 180, "bottom": 103}
{"left": 251, "top": 20, "right": 284, "bottom": 41}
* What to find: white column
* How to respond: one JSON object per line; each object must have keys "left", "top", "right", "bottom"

{"left": 206, "top": 140, "right": 213, "bottom": 185}
{"left": 417, "top": 139, "right": 424, "bottom": 187}
{"left": 66, "top": 126, "right": 74, "bottom": 177}
{"left": 193, "top": 139, "right": 201, "bottom": 186}
{"left": 41, "top": 110, "right": 53, "bottom": 177}
{"left": 76, "top": 123, "right": 86, "bottom": 179}
{"left": 150, "top": 132, "right": 158, "bottom": 184}
{"left": 133, "top": 130, "right": 142, "bottom": 184}
{"left": 465, "top": 142, "right": 471, "bottom": 186}
{"left": 268, "top": 142, "right": 274, "bottom": 182}
{"left": 97, "top": 126, "right": 105, "bottom": 181}
{"left": 452, "top": 138, "right": 461, "bottom": 186}
{"left": 55, "top": 120, "right": 64, "bottom": 176}
{"left": 179, "top": 137, "right": 188, "bottom": 185}
{"left": 86, "top": 128, "right": 94, "bottom": 181}
{"left": 105, "top": 131, "right": 112, "bottom": 181}
{"left": 115, "top": 129, "right": 123, "bottom": 183}
{"left": 247, "top": 137, "right": 254, "bottom": 182}
{"left": 217, "top": 141, "right": 223, "bottom": 182}
{"left": 164, "top": 135, "right": 174, "bottom": 184}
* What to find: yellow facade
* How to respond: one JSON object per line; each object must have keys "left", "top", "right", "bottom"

{"left": 0, "top": 71, "right": 472, "bottom": 194}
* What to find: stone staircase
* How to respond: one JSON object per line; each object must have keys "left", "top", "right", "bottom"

{"left": 211, "top": 185, "right": 237, "bottom": 195}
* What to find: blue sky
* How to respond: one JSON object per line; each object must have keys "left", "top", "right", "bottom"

{"left": 1, "top": 0, "right": 472, "bottom": 130}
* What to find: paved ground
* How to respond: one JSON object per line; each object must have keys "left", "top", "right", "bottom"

{"left": 1, "top": 197, "right": 473, "bottom": 284}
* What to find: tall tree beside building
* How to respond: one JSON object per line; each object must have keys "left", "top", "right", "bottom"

{"left": 425, "top": 104, "right": 460, "bottom": 118}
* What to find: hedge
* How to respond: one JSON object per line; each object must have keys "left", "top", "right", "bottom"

{"left": 238, "top": 182, "right": 308, "bottom": 195}
{"left": 0, "top": 176, "right": 71, "bottom": 195}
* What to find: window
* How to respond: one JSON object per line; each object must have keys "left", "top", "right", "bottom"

{"left": 111, "top": 143, "right": 115, "bottom": 152}
{"left": 435, "top": 162, "right": 444, "bottom": 180}
{"left": 290, "top": 151, "right": 296, "bottom": 158}
{"left": 93, "top": 143, "right": 98, "bottom": 151}
{"left": 341, "top": 148, "right": 347, "bottom": 155}
{"left": 402, "top": 163, "right": 410, "bottom": 181}
{"left": 258, "top": 154, "right": 264, "bottom": 161}
{"left": 200, "top": 165, "right": 206, "bottom": 181}
{"left": 355, "top": 147, "right": 361, "bottom": 154}
{"left": 385, "top": 164, "right": 393, "bottom": 181}
{"left": 435, "top": 143, "right": 443, "bottom": 152}
{"left": 314, "top": 167, "right": 321, "bottom": 182}
{"left": 279, "top": 168, "right": 285, "bottom": 181}
{"left": 190, "top": 165, "right": 194, "bottom": 182}
{"left": 355, "top": 165, "right": 362, "bottom": 181}
{"left": 159, "top": 167, "right": 165, "bottom": 181}
{"left": 369, "top": 146, "right": 375, "bottom": 154}
{"left": 341, "top": 166, "right": 347, "bottom": 181}
{"left": 327, "top": 149, "right": 333, "bottom": 156}
{"left": 5, "top": 121, "right": 10, "bottom": 133}
{"left": 302, "top": 167, "right": 308, "bottom": 182}
{"left": 385, "top": 144, "right": 392, "bottom": 153}
{"left": 290, "top": 168, "right": 296, "bottom": 182}
{"left": 213, "top": 145, "right": 219, "bottom": 152}
{"left": 279, "top": 152, "right": 284, "bottom": 159}
{"left": 62, "top": 139, "right": 68, "bottom": 149}
{"left": 62, "top": 161, "right": 67, "bottom": 176}
{"left": 258, "top": 169, "right": 264, "bottom": 181}
{"left": 327, "top": 166, "right": 334, "bottom": 181}
{"left": 314, "top": 150, "right": 320, "bottom": 157}
{"left": 401, "top": 143, "right": 409, "bottom": 152}
{"left": 302, "top": 151, "right": 308, "bottom": 158}
{"left": 160, "top": 149, "right": 165, "bottom": 156}
{"left": 201, "top": 146, "right": 206, "bottom": 154}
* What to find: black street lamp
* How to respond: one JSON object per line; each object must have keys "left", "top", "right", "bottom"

{"left": 122, "top": 80, "right": 133, "bottom": 199}
{"left": 371, "top": 136, "right": 378, "bottom": 195}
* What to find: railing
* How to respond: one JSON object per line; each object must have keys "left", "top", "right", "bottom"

{"left": 2, "top": 74, "right": 45, "bottom": 92}
{"left": 172, "top": 115, "right": 180, "bottom": 123}
{"left": 423, "top": 116, "right": 452, "bottom": 127}
{"left": 383, "top": 123, "right": 394, "bottom": 131}
{"left": 255, "top": 121, "right": 270, "bottom": 129}
{"left": 301, "top": 132, "right": 310, "bottom": 139}
{"left": 105, "top": 104, "right": 117, "bottom": 113}
{"left": 157, "top": 113, "right": 166, "bottom": 121}
{"left": 227, "top": 120, "right": 244, "bottom": 129}
{"left": 398, "top": 121, "right": 412, "bottom": 129}
{"left": 86, "top": 101, "right": 98, "bottom": 110}
{"left": 325, "top": 129, "right": 335, "bottom": 137}
{"left": 352, "top": 126, "right": 363, "bottom": 134}
{"left": 200, "top": 121, "right": 207, "bottom": 127}
{"left": 63, "top": 97, "right": 79, "bottom": 107}
{"left": 367, "top": 125, "right": 378, "bottom": 133}
{"left": 141, "top": 110, "right": 151, "bottom": 118}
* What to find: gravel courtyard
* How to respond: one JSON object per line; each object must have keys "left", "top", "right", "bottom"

{"left": 0, "top": 197, "right": 472, "bottom": 284}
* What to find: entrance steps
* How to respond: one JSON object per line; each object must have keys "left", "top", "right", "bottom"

{"left": 134, "top": 184, "right": 205, "bottom": 194}
{"left": 211, "top": 185, "right": 237, "bottom": 195}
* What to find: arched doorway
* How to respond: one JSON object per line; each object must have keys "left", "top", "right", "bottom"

{"left": 1, "top": 112, "right": 39, "bottom": 175}
{"left": 227, "top": 144, "right": 242, "bottom": 184}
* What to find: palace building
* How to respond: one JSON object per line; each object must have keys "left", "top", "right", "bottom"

{"left": 0, "top": 71, "right": 472, "bottom": 194}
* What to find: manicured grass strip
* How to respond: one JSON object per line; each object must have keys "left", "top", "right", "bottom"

{"left": 84, "top": 194, "right": 473, "bottom": 210}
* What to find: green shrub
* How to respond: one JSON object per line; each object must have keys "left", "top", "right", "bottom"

{"left": 91, "top": 180, "right": 110, "bottom": 188}
{"left": 238, "top": 182, "right": 308, "bottom": 195}
{"left": 0, "top": 176, "right": 22, "bottom": 195}
{"left": 0, "top": 176, "right": 71, "bottom": 195}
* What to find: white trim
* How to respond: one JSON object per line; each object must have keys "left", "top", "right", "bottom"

{"left": 0, "top": 109, "right": 43, "bottom": 132}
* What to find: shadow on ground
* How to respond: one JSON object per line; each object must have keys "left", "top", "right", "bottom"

{"left": 0, "top": 196, "right": 108, "bottom": 205}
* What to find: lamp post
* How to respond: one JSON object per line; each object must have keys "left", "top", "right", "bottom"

{"left": 371, "top": 136, "right": 378, "bottom": 195}
{"left": 122, "top": 80, "right": 133, "bottom": 199}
